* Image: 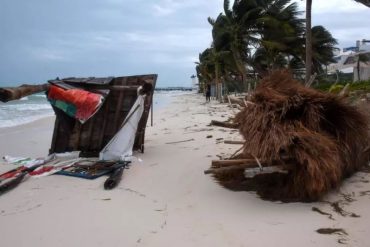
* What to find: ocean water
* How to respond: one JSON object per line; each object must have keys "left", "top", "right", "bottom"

{"left": 0, "top": 90, "right": 192, "bottom": 129}
{"left": 0, "top": 93, "right": 53, "bottom": 128}
{"left": 152, "top": 90, "right": 192, "bottom": 109}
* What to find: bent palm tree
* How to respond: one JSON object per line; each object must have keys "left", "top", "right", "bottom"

{"left": 311, "top": 25, "right": 338, "bottom": 74}
{"left": 257, "top": 0, "right": 304, "bottom": 72}
{"left": 354, "top": 0, "right": 370, "bottom": 7}
{"left": 208, "top": 0, "right": 261, "bottom": 86}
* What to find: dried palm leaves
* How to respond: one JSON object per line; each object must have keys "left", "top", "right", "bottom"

{"left": 210, "top": 70, "right": 369, "bottom": 202}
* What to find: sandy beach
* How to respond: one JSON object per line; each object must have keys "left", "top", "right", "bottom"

{"left": 1, "top": 93, "right": 370, "bottom": 247}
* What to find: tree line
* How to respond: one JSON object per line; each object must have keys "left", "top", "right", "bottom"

{"left": 196, "top": 0, "right": 369, "bottom": 98}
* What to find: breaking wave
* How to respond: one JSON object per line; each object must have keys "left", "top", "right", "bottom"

{"left": 0, "top": 96, "right": 53, "bottom": 128}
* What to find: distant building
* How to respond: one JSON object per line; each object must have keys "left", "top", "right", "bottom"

{"left": 327, "top": 39, "right": 370, "bottom": 81}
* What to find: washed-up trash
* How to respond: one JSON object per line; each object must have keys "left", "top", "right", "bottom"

{"left": 2, "top": 156, "right": 44, "bottom": 168}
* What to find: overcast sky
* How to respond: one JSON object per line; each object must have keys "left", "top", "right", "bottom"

{"left": 0, "top": 0, "right": 369, "bottom": 87}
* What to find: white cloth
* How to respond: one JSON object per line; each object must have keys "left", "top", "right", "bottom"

{"left": 99, "top": 95, "right": 145, "bottom": 161}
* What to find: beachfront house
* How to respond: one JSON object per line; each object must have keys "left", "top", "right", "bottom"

{"left": 327, "top": 39, "right": 370, "bottom": 81}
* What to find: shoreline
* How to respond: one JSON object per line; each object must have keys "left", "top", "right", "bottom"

{"left": 0, "top": 90, "right": 184, "bottom": 131}
{"left": 0, "top": 93, "right": 369, "bottom": 246}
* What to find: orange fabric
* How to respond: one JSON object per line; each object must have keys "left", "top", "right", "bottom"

{"left": 48, "top": 85, "right": 102, "bottom": 121}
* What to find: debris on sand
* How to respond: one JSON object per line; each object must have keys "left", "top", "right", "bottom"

{"left": 206, "top": 70, "right": 370, "bottom": 202}
{"left": 316, "top": 228, "right": 347, "bottom": 235}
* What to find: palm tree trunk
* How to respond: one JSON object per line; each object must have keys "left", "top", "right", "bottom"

{"left": 215, "top": 63, "right": 222, "bottom": 102}
{"left": 305, "top": 0, "right": 313, "bottom": 83}
{"left": 231, "top": 48, "right": 248, "bottom": 92}
{"left": 357, "top": 58, "right": 361, "bottom": 82}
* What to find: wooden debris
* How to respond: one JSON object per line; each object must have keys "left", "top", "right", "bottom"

{"left": 210, "top": 120, "right": 239, "bottom": 129}
{"left": 224, "top": 140, "right": 245, "bottom": 145}
{"left": 211, "top": 159, "right": 256, "bottom": 168}
{"left": 206, "top": 157, "right": 289, "bottom": 176}
{"left": 244, "top": 165, "right": 288, "bottom": 178}
{"left": 205, "top": 162, "right": 287, "bottom": 176}
{"left": 228, "top": 95, "right": 244, "bottom": 106}
{"left": 316, "top": 228, "right": 347, "bottom": 235}
{"left": 204, "top": 163, "right": 258, "bottom": 175}
{"left": 218, "top": 70, "right": 369, "bottom": 202}
{"left": 0, "top": 84, "right": 49, "bottom": 102}
{"left": 165, "top": 139, "right": 194, "bottom": 144}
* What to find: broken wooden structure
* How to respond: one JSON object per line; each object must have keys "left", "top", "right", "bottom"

{"left": 0, "top": 74, "right": 157, "bottom": 157}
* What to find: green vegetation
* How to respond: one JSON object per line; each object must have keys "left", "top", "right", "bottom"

{"left": 196, "top": 0, "right": 338, "bottom": 98}
{"left": 314, "top": 79, "right": 370, "bottom": 93}
{"left": 354, "top": 0, "right": 370, "bottom": 8}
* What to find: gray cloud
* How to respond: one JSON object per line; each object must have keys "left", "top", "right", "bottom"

{"left": 0, "top": 0, "right": 368, "bottom": 87}
{"left": 295, "top": 0, "right": 370, "bottom": 48}
{"left": 0, "top": 0, "right": 221, "bottom": 86}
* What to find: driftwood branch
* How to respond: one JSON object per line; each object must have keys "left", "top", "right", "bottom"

{"left": 210, "top": 120, "right": 239, "bottom": 129}
{"left": 165, "top": 138, "right": 194, "bottom": 144}
{"left": 229, "top": 145, "right": 245, "bottom": 159}
{"left": 205, "top": 159, "right": 289, "bottom": 176}
{"left": 0, "top": 84, "right": 49, "bottom": 102}
{"left": 224, "top": 140, "right": 244, "bottom": 145}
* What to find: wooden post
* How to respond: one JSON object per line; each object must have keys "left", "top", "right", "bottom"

{"left": 0, "top": 84, "right": 49, "bottom": 102}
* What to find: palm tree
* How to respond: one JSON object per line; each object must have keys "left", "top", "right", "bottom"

{"left": 197, "top": 0, "right": 344, "bottom": 91}
{"left": 311, "top": 25, "right": 338, "bottom": 74}
{"left": 196, "top": 49, "right": 215, "bottom": 93}
{"left": 354, "top": 0, "right": 370, "bottom": 7}
{"left": 208, "top": 0, "right": 261, "bottom": 86}
{"left": 256, "top": 0, "right": 305, "bottom": 72}
{"left": 305, "top": 0, "right": 313, "bottom": 83}
{"left": 196, "top": 47, "right": 229, "bottom": 101}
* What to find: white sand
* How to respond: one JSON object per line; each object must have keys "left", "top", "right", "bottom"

{"left": 0, "top": 93, "right": 369, "bottom": 247}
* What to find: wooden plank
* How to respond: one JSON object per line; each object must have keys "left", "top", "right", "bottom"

{"left": 113, "top": 77, "right": 127, "bottom": 131}
{"left": 211, "top": 159, "right": 256, "bottom": 168}
{"left": 49, "top": 117, "right": 60, "bottom": 154}
{"left": 69, "top": 122, "right": 82, "bottom": 150}
{"left": 113, "top": 92, "right": 125, "bottom": 130}
{"left": 205, "top": 164, "right": 288, "bottom": 175}
{"left": 85, "top": 118, "right": 95, "bottom": 150}
{"left": 97, "top": 100, "right": 111, "bottom": 150}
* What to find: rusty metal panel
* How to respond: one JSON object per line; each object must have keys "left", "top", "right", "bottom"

{"left": 49, "top": 74, "right": 157, "bottom": 157}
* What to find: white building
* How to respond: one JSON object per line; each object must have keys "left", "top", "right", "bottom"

{"left": 327, "top": 39, "right": 370, "bottom": 81}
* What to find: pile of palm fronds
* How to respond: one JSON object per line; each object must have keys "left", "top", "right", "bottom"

{"left": 209, "top": 70, "right": 369, "bottom": 202}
